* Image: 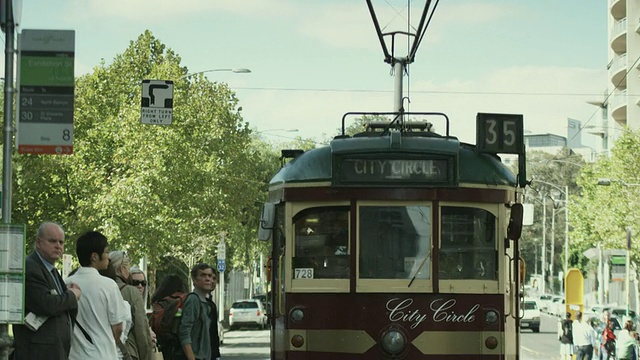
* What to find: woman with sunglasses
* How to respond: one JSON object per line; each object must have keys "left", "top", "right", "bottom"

{"left": 129, "top": 267, "right": 158, "bottom": 350}
{"left": 110, "top": 251, "right": 154, "bottom": 360}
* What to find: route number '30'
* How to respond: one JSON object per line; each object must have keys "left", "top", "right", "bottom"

{"left": 476, "top": 113, "right": 523, "bottom": 155}
{"left": 294, "top": 268, "right": 314, "bottom": 279}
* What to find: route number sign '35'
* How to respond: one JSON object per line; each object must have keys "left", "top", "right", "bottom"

{"left": 475, "top": 113, "right": 524, "bottom": 155}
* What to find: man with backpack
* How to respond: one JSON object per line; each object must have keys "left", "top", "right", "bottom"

{"left": 179, "top": 263, "right": 221, "bottom": 360}
{"left": 559, "top": 312, "right": 574, "bottom": 359}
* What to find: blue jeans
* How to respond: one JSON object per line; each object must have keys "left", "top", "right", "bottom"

{"left": 576, "top": 345, "right": 594, "bottom": 360}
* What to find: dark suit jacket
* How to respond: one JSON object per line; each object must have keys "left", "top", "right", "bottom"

{"left": 13, "top": 252, "right": 78, "bottom": 360}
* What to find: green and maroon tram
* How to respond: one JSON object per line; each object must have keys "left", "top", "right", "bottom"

{"left": 258, "top": 112, "right": 526, "bottom": 359}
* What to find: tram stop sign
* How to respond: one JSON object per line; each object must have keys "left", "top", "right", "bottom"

{"left": 217, "top": 259, "right": 225, "bottom": 272}
{"left": 565, "top": 268, "right": 584, "bottom": 320}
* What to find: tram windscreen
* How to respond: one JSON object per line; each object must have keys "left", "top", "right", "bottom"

{"left": 293, "top": 207, "right": 350, "bottom": 279}
{"left": 439, "top": 207, "right": 497, "bottom": 280}
{"left": 359, "top": 206, "right": 431, "bottom": 279}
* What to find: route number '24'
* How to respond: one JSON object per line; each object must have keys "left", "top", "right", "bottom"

{"left": 476, "top": 113, "right": 524, "bottom": 155}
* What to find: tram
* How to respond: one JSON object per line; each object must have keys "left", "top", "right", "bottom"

{"left": 257, "top": 2, "right": 527, "bottom": 359}
{"left": 258, "top": 111, "right": 526, "bottom": 359}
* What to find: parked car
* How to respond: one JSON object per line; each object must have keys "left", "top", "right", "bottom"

{"left": 521, "top": 299, "right": 541, "bottom": 333}
{"left": 229, "top": 299, "right": 268, "bottom": 330}
{"left": 610, "top": 307, "right": 637, "bottom": 322}
{"left": 538, "top": 294, "right": 553, "bottom": 312}
{"left": 548, "top": 296, "right": 566, "bottom": 316}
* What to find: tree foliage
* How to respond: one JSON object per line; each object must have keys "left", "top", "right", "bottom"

{"left": 573, "top": 129, "right": 640, "bottom": 266}
{"left": 11, "top": 31, "right": 280, "bottom": 278}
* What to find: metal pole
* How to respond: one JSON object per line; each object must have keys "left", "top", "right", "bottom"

{"left": 626, "top": 228, "right": 631, "bottom": 317}
{"left": 564, "top": 185, "right": 569, "bottom": 276}
{"left": 550, "top": 205, "right": 556, "bottom": 293}
{"left": 626, "top": 248, "right": 630, "bottom": 317}
{"left": 534, "top": 241, "right": 538, "bottom": 276}
{"left": 541, "top": 196, "right": 547, "bottom": 295}
{"left": 218, "top": 235, "right": 225, "bottom": 325}
{"left": 598, "top": 243, "right": 604, "bottom": 304}
{"left": 393, "top": 61, "right": 404, "bottom": 113}
{"left": 0, "top": 0, "right": 14, "bottom": 357}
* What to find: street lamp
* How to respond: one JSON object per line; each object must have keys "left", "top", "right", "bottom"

{"left": 597, "top": 178, "right": 640, "bottom": 187}
{"left": 532, "top": 179, "right": 570, "bottom": 293}
{"left": 596, "top": 178, "right": 640, "bottom": 317}
{"left": 180, "top": 68, "right": 251, "bottom": 79}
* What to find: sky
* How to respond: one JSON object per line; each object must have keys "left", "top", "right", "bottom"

{"left": 11, "top": 0, "right": 608, "bottom": 146}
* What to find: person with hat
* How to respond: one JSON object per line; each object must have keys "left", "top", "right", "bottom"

{"left": 558, "top": 312, "right": 574, "bottom": 359}
{"left": 573, "top": 310, "right": 599, "bottom": 360}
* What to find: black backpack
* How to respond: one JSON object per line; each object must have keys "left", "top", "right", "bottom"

{"left": 562, "top": 320, "right": 573, "bottom": 341}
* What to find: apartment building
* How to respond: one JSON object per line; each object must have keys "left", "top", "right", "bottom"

{"left": 591, "top": 0, "right": 640, "bottom": 155}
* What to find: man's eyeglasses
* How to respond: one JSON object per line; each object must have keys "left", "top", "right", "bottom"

{"left": 131, "top": 280, "right": 147, "bottom": 287}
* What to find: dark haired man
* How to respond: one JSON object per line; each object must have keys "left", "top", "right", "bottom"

{"left": 13, "top": 222, "right": 81, "bottom": 360}
{"left": 179, "top": 263, "right": 221, "bottom": 360}
{"left": 66, "top": 231, "right": 129, "bottom": 360}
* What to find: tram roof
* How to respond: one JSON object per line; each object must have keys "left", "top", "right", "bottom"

{"left": 269, "top": 134, "right": 517, "bottom": 187}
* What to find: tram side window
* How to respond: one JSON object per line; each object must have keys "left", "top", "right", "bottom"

{"left": 439, "top": 207, "right": 497, "bottom": 280}
{"left": 359, "top": 206, "right": 431, "bottom": 280}
{"left": 292, "top": 207, "right": 349, "bottom": 279}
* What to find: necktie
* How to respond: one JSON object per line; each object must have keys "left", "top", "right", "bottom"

{"left": 51, "top": 268, "right": 63, "bottom": 294}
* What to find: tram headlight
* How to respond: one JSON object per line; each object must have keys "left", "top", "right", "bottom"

{"left": 291, "top": 334, "right": 304, "bottom": 348}
{"left": 381, "top": 329, "right": 407, "bottom": 355}
{"left": 485, "top": 336, "right": 499, "bottom": 350}
{"left": 485, "top": 310, "right": 498, "bottom": 324}
{"left": 290, "top": 308, "right": 305, "bottom": 323}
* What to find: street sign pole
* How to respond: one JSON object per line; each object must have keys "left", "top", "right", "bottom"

{"left": 0, "top": 1, "right": 16, "bottom": 357}
{"left": 217, "top": 235, "right": 226, "bottom": 324}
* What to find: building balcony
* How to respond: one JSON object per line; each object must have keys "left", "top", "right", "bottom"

{"left": 610, "top": 53, "right": 627, "bottom": 87}
{"left": 610, "top": 17, "right": 627, "bottom": 53}
{"left": 610, "top": 89, "right": 627, "bottom": 122}
{"left": 610, "top": 0, "right": 626, "bottom": 20}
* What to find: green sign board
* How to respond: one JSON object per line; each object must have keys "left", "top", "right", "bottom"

{"left": 17, "top": 29, "right": 75, "bottom": 155}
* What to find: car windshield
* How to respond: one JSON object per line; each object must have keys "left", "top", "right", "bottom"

{"left": 524, "top": 302, "right": 538, "bottom": 310}
{"left": 232, "top": 301, "right": 258, "bottom": 309}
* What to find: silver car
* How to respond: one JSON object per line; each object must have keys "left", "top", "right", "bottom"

{"left": 229, "top": 299, "right": 267, "bottom": 330}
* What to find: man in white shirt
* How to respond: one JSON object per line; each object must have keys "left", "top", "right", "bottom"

{"left": 572, "top": 311, "right": 599, "bottom": 360}
{"left": 66, "top": 231, "right": 129, "bottom": 360}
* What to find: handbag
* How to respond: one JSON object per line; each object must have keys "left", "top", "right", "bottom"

{"left": 152, "top": 348, "right": 164, "bottom": 360}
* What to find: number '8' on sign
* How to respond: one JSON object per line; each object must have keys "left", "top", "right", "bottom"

{"left": 476, "top": 113, "right": 524, "bottom": 155}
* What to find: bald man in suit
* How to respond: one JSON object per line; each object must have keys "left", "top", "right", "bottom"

{"left": 13, "top": 222, "right": 82, "bottom": 359}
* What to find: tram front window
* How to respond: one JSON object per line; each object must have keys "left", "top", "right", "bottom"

{"left": 293, "top": 207, "right": 349, "bottom": 279}
{"left": 439, "top": 207, "right": 497, "bottom": 280}
{"left": 359, "top": 205, "right": 431, "bottom": 279}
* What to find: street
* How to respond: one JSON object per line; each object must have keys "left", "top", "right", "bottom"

{"left": 220, "top": 328, "right": 270, "bottom": 360}
{"left": 521, "top": 312, "right": 577, "bottom": 360}
{"left": 220, "top": 314, "right": 569, "bottom": 360}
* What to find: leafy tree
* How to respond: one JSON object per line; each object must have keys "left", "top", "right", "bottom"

{"left": 519, "top": 150, "right": 586, "bottom": 291}
{"left": 10, "top": 31, "right": 279, "bottom": 285}
{"left": 573, "top": 129, "right": 640, "bottom": 268}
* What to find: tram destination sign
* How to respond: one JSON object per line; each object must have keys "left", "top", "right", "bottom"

{"left": 17, "top": 30, "right": 75, "bottom": 155}
{"left": 475, "top": 113, "right": 524, "bottom": 155}
{"left": 335, "top": 156, "right": 454, "bottom": 185}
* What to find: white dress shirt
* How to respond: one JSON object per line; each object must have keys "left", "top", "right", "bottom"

{"left": 66, "top": 267, "right": 129, "bottom": 360}
{"left": 572, "top": 319, "right": 598, "bottom": 347}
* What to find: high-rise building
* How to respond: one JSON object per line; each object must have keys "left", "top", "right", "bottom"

{"left": 591, "top": 0, "right": 638, "bottom": 156}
